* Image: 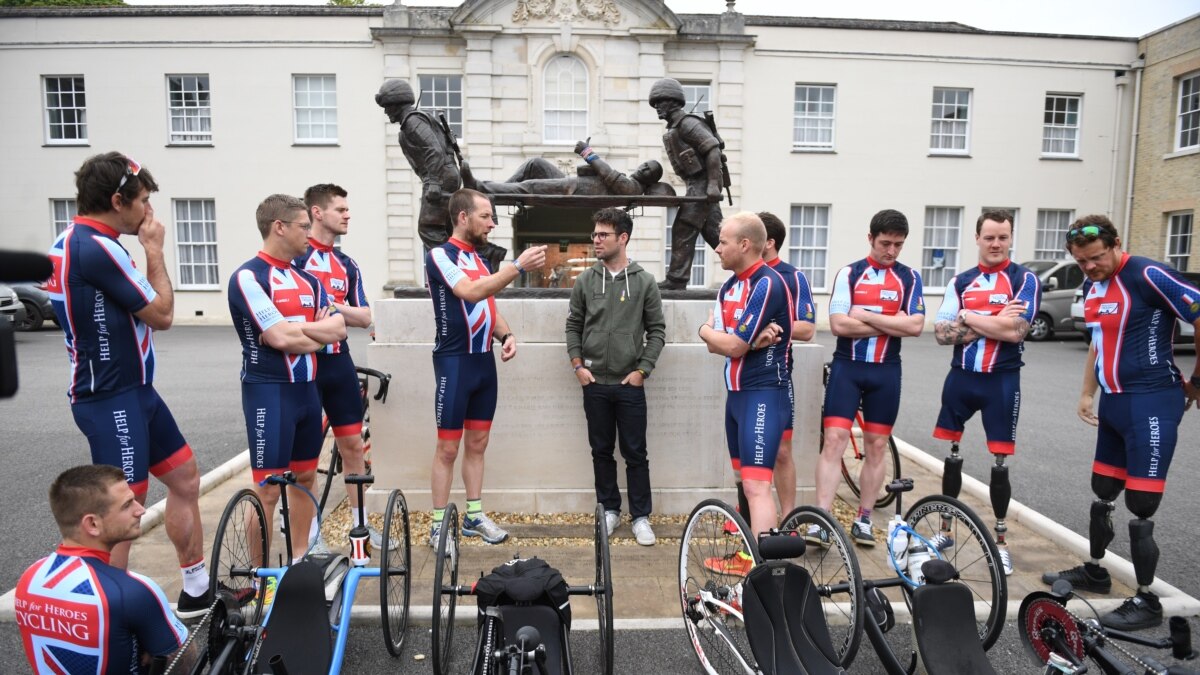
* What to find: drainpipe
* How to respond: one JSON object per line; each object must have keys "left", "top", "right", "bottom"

{"left": 1122, "top": 57, "right": 1145, "bottom": 245}
{"left": 1108, "top": 73, "right": 1127, "bottom": 220}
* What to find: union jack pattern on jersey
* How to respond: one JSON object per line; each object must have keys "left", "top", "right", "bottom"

{"left": 936, "top": 260, "right": 1041, "bottom": 372}
{"left": 712, "top": 260, "right": 792, "bottom": 391}
{"left": 1083, "top": 254, "right": 1200, "bottom": 394}
{"left": 294, "top": 239, "right": 368, "bottom": 355}
{"left": 426, "top": 238, "right": 497, "bottom": 355}
{"left": 228, "top": 252, "right": 330, "bottom": 383}
{"left": 47, "top": 217, "right": 158, "bottom": 403}
{"left": 17, "top": 546, "right": 186, "bottom": 675}
{"left": 828, "top": 257, "right": 925, "bottom": 364}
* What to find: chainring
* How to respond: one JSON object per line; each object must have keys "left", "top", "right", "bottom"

{"left": 1019, "top": 592, "right": 1085, "bottom": 664}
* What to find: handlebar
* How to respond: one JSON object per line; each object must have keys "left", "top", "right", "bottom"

{"left": 355, "top": 366, "right": 391, "bottom": 403}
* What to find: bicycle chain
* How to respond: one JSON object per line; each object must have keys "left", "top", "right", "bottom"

{"left": 161, "top": 599, "right": 219, "bottom": 675}
{"left": 1051, "top": 599, "right": 1166, "bottom": 675}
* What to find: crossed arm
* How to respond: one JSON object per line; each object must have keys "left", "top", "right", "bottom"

{"left": 831, "top": 307, "right": 924, "bottom": 339}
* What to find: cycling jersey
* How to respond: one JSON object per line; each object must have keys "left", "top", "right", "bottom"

{"left": 936, "top": 260, "right": 1041, "bottom": 373}
{"left": 1083, "top": 254, "right": 1200, "bottom": 394}
{"left": 426, "top": 238, "right": 497, "bottom": 355}
{"left": 17, "top": 545, "right": 187, "bottom": 675}
{"left": 228, "top": 252, "right": 331, "bottom": 384}
{"left": 294, "top": 239, "right": 368, "bottom": 356}
{"left": 46, "top": 217, "right": 157, "bottom": 403}
{"left": 712, "top": 260, "right": 792, "bottom": 391}
{"left": 828, "top": 257, "right": 925, "bottom": 364}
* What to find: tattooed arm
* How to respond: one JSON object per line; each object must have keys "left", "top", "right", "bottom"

{"left": 934, "top": 314, "right": 982, "bottom": 345}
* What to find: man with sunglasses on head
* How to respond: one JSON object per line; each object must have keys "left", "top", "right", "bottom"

{"left": 565, "top": 208, "right": 666, "bottom": 546}
{"left": 1043, "top": 215, "right": 1200, "bottom": 630}
{"left": 229, "top": 194, "right": 346, "bottom": 563}
{"left": 46, "top": 153, "right": 212, "bottom": 618}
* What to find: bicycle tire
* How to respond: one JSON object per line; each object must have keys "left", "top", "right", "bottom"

{"left": 778, "top": 505, "right": 866, "bottom": 667}
{"left": 593, "top": 503, "right": 614, "bottom": 675}
{"left": 904, "top": 494, "right": 1007, "bottom": 650}
{"left": 837, "top": 411, "right": 900, "bottom": 509}
{"left": 679, "top": 499, "right": 759, "bottom": 675}
{"left": 432, "top": 503, "right": 460, "bottom": 675}
{"left": 380, "top": 489, "right": 412, "bottom": 658}
{"left": 210, "top": 489, "right": 267, "bottom": 629}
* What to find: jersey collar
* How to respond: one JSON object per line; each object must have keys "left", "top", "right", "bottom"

{"left": 866, "top": 256, "right": 893, "bottom": 270}
{"left": 1114, "top": 252, "right": 1131, "bottom": 274}
{"left": 737, "top": 259, "right": 765, "bottom": 281}
{"left": 765, "top": 257, "right": 781, "bottom": 268}
{"left": 56, "top": 544, "right": 111, "bottom": 565}
{"left": 307, "top": 237, "right": 335, "bottom": 253}
{"left": 977, "top": 259, "right": 1011, "bottom": 274}
{"left": 74, "top": 216, "right": 120, "bottom": 239}
{"left": 449, "top": 237, "right": 475, "bottom": 253}
{"left": 256, "top": 251, "right": 292, "bottom": 269}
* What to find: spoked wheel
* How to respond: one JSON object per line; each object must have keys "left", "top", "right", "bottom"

{"left": 432, "top": 503, "right": 460, "bottom": 675}
{"left": 593, "top": 503, "right": 614, "bottom": 675}
{"left": 1018, "top": 591, "right": 1085, "bottom": 667}
{"left": 380, "top": 489, "right": 411, "bottom": 658}
{"left": 679, "top": 499, "right": 759, "bottom": 675}
{"left": 905, "top": 495, "right": 1007, "bottom": 649}
{"left": 210, "top": 489, "right": 267, "bottom": 627}
{"left": 778, "top": 506, "right": 865, "bottom": 667}
{"left": 838, "top": 411, "right": 901, "bottom": 509}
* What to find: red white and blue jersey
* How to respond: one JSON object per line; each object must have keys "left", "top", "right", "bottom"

{"left": 17, "top": 545, "right": 187, "bottom": 675}
{"left": 228, "top": 252, "right": 330, "bottom": 384}
{"left": 294, "top": 239, "right": 368, "bottom": 356}
{"left": 828, "top": 257, "right": 925, "bottom": 364}
{"left": 712, "top": 260, "right": 792, "bottom": 391}
{"left": 936, "top": 260, "right": 1041, "bottom": 373}
{"left": 766, "top": 257, "right": 816, "bottom": 327}
{"left": 47, "top": 217, "right": 157, "bottom": 403}
{"left": 426, "top": 238, "right": 497, "bottom": 356}
{"left": 1084, "top": 254, "right": 1200, "bottom": 394}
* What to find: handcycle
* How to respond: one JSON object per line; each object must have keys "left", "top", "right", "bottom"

{"left": 316, "top": 366, "right": 392, "bottom": 517}
{"left": 820, "top": 361, "right": 902, "bottom": 510}
{"left": 429, "top": 502, "right": 615, "bottom": 675}
{"left": 176, "top": 470, "right": 411, "bottom": 674}
{"left": 679, "top": 477, "right": 1007, "bottom": 674}
{"left": 1021, "top": 579, "right": 1199, "bottom": 674}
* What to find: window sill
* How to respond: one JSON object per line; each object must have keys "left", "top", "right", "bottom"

{"left": 1040, "top": 155, "right": 1082, "bottom": 161}
{"left": 292, "top": 142, "right": 340, "bottom": 147}
{"left": 167, "top": 143, "right": 214, "bottom": 148}
{"left": 43, "top": 142, "right": 89, "bottom": 148}
{"left": 1163, "top": 147, "right": 1199, "bottom": 160}
{"left": 927, "top": 152, "right": 971, "bottom": 158}
{"left": 791, "top": 148, "right": 836, "bottom": 154}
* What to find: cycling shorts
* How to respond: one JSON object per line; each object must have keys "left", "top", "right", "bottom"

{"left": 724, "top": 388, "right": 789, "bottom": 481}
{"left": 781, "top": 377, "right": 795, "bottom": 441}
{"left": 1093, "top": 388, "right": 1185, "bottom": 494}
{"left": 932, "top": 368, "right": 1021, "bottom": 455}
{"left": 70, "top": 385, "right": 193, "bottom": 497}
{"left": 316, "top": 351, "right": 363, "bottom": 437}
{"left": 241, "top": 381, "right": 323, "bottom": 483}
{"left": 822, "top": 359, "right": 901, "bottom": 435}
{"left": 433, "top": 352, "right": 497, "bottom": 440}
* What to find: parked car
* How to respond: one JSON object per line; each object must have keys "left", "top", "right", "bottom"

{"left": 1072, "top": 271, "right": 1200, "bottom": 347}
{"left": 0, "top": 284, "right": 25, "bottom": 327}
{"left": 12, "top": 283, "right": 56, "bottom": 331}
{"left": 1021, "top": 259, "right": 1085, "bottom": 341}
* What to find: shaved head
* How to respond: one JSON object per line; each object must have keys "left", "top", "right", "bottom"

{"left": 724, "top": 212, "right": 766, "bottom": 254}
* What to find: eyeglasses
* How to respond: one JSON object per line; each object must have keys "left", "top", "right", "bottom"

{"left": 114, "top": 157, "right": 142, "bottom": 195}
{"left": 590, "top": 232, "right": 613, "bottom": 241}
{"left": 280, "top": 220, "right": 312, "bottom": 231}
{"left": 1066, "top": 225, "right": 1101, "bottom": 241}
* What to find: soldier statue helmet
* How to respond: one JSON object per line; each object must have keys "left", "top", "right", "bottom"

{"left": 375, "top": 79, "right": 416, "bottom": 122}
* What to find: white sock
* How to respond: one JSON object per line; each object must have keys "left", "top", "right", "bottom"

{"left": 309, "top": 516, "right": 319, "bottom": 546}
{"left": 292, "top": 555, "right": 305, "bottom": 565}
{"left": 181, "top": 559, "right": 210, "bottom": 597}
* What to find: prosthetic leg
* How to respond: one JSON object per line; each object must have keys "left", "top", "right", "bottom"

{"left": 990, "top": 457, "right": 1010, "bottom": 547}
{"left": 1097, "top": 489, "right": 1164, "bottom": 630}
{"left": 938, "top": 443, "right": 963, "bottom": 539}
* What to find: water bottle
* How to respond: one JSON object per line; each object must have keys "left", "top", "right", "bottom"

{"left": 887, "top": 516, "right": 908, "bottom": 569}
{"left": 907, "top": 543, "right": 932, "bottom": 585}
{"left": 348, "top": 525, "right": 371, "bottom": 567}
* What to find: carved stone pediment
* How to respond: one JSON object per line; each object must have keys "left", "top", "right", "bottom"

{"left": 512, "top": 0, "right": 620, "bottom": 26}
{"left": 451, "top": 0, "right": 681, "bottom": 32}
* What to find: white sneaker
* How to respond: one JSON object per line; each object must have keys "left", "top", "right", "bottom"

{"left": 998, "top": 546, "right": 1014, "bottom": 576}
{"left": 604, "top": 510, "right": 621, "bottom": 537}
{"left": 368, "top": 525, "right": 398, "bottom": 551}
{"left": 927, "top": 532, "right": 955, "bottom": 552}
{"left": 631, "top": 517, "right": 656, "bottom": 546}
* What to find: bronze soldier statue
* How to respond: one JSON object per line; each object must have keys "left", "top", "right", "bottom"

{"left": 375, "top": 79, "right": 506, "bottom": 269}
{"left": 461, "top": 140, "right": 670, "bottom": 197}
{"left": 649, "top": 78, "right": 725, "bottom": 290}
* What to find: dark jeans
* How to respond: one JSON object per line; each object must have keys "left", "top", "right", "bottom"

{"left": 582, "top": 383, "right": 652, "bottom": 519}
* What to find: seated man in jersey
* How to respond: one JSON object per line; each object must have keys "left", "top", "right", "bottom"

{"left": 17, "top": 465, "right": 188, "bottom": 675}
{"left": 461, "top": 141, "right": 673, "bottom": 197}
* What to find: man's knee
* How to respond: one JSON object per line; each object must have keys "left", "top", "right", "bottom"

{"left": 821, "top": 427, "right": 850, "bottom": 452}
{"left": 742, "top": 478, "right": 772, "bottom": 500}
{"left": 1125, "top": 490, "right": 1162, "bottom": 519}
{"left": 435, "top": 438, "right": 462, "bottom": 464}
{"left": 463, "top": 430, "right": 490, "bottom": 456}
{"left": 336, "top": 434, "right": 366, "bottom": 459}
{"left": 160, "top": 458, "right": 201, "bottom": 502}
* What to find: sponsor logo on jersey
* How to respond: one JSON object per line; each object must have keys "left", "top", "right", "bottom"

{"left": 330, "top": 278, "right": 346, "bottom": 292}
{"left": 733, "top": 308, "right": 744, "bottom": 320}
{"left": 880, "top": 290, "right": 899, "bottom": 301}
{"left": 989, "top": 293, "right": 1008, "bottom": 305}
{"left": 299, "top": 294, "right": 314, "bottom": 308}
{"left": 1098, "top": 302, "right": 1119, "bottom": 315}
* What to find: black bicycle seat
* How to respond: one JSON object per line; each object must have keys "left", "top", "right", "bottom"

{"left": 759, "top": 533, "right": 807, "bottom": 560}
{"left": 743, "top": 561, "right": 844, "bottom": 675}
{"left": 912, "top": 581, "right": 997, "bottom": 675}
{"left": 920, "top": 559, "right": 958, "bottom": 585}
{"left": 254, "top": 560, "right": 332, "bottom": 674}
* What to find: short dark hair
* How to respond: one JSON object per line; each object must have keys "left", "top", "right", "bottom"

{"left": 255, "top": 194, "right": 307, "bottom": 239}
{"left": 303, "top": 183, "right": 348, "bottom": 215}
{"left": 869, "top": 209, "right": 909, "bottom": 239}
{"left": 448, "top": 188, "right": 488, "bottom": 225}
{"left": 976, "top": 210, "right": 1014, "bottom": 235}
{"left": 758, "top": 211, "right": 786, "bottom": 250}
{"left": 1065, "top": 214, "right": 1121, "bottom": 252}
{"left": 75, "top": 152, "right": 159, "bottom": 215}
{"left": 49, "top": 465, "right": 126, "bottom": 535}
{"left": 591, "top": 207, "right": 633, "bottom": 239}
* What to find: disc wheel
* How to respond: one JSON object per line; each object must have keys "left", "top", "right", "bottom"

{"left": 778, "top": 506, "right": 865, "bottom": 667}
{"left": 432, "top": 503, "right": 460, "bottom": 675}
{"left": 905, "top": 495, "right": 1007, "bottom": 649}
{"left": 593, "top": 503, "right": 614, "bottom": 675}
{"left": 210, "top": 489, "right": 267, "bottom": 627}
{"left": 679, "top": 499, "right": 759, "bottom": 675}
{"left": 380, "top": 489, "right": 412, "bottom": 657}
{"left": 1018, "top": 592, "right": 1085, "bottom": 667}
{"left": 838, "top": 411, "right": 900, "bottom": 509}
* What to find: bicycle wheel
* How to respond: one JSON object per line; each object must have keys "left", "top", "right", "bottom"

{"left": 778, "top": 505, "right": 865, "bottom": 667}
{"left": 210, "top": 489, "right": 267, "bottom": 628}
{"left": 839, "top": 411, "right": 900, "bottom": 509}
{"left": 905, "top": 495, "right": 1007, "bottom": 649}
{"left": 432, "top": 503, "right": 460, "bottom": 675}
{"left": 679, "top": 499, "right": 759, "bottom": 675}
{"left": 380, "top": 489, "right": 411, "bottom": 657}
{"left": 593, "top": 503, "right": 614, "bottom": 675}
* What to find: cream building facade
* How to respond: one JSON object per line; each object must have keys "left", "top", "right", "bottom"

{"left": 1, "top": 0, "right": 1150, "bottom": 320}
